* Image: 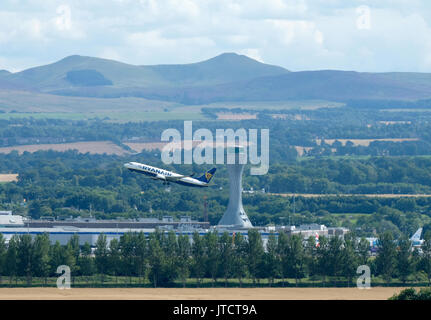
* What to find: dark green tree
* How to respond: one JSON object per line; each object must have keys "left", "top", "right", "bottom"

{"left": 17, "top": 234, "right": 33, "bottom": 285}
{"left": 162, "top": 231, "right": 179, "bottom": 285}
{"left": 231, "top": 232, "right": 248, "bottom": 287}
{"left": 286, "top": 234, "right": 305, "bottom": 286}
{"left": 177, "top": 234, "right": 191, "bottom": 288}
{"left": 108, "top": 238, "right": 121, "bottom": 282}
{"left": 342, "top": 233, "right": 359, "bottom": 287}
{"left": 357, "top": 237, "right": 370, "bottom": 265}
{"left": 218, "top": 232, "right": 233, "bottom": 287}
{"left": 205, "top": 231, "right": 219, "bottom": 286}
{"left": 277, "top": 231, "right": 289, "bottom": 286}
{"left": 78, "top": 242, "right": 95, "bottom": 283}
{"left": 119, "top": 232, "right": 137, "bottom": 283}
{"left": 66, "top": 235, "right": 79, "bottom": 284}
{"left": 32, "top": 234, "right": 51, "bottom": 285}
{"left": 49, "top": 241, "right": 64, "bottom": 276}
{"left": 397, "top": 235, "right": 412, "bottom": 285}
{"left": 375, "top": 231, "right": 397, "bottom": 284}
{"left": 0, "top": 234, "right": 6, "bottom": 284}
{"left": 315, "top": 235, "right": 329, "bottom": 285}
{"left": 326, "top": 236, "right": 345, "bottom": 285}
{"left": 147, "top": 230, "right": 166, "bottom": 288}
{"left": 94, "top": 233, "right": 109, "bottom": 283}
{"left": 6, "top": 235, "right": 19, "bottom": 284}
{"left": 135, "top": 232, "right": 148, "bottom": 284}
{"left": 263, "top": 232, "right": 280, "bottom": 286}
{"left": 191, "top": 231, "right": 206, "bottom": 287}
{"left": 246, "top": 229, "right": 264, "bottom": 285}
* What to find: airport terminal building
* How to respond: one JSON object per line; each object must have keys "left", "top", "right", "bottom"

{"left": 0, "top": 211, "right": 349, "bottom": 247}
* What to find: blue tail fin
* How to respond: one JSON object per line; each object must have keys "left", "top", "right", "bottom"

{"left": 196, "top": 168, "right": 216, "bottom": 183}
{"left": 411, "top": 228, "right": 423, "bottom": 242}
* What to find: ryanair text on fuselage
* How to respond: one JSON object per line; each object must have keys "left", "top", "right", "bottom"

{"left": 124, "top": 162, "right": 216, "bottom": 188}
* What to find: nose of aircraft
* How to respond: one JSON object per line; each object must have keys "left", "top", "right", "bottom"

{"left": 124, "top": 162, "right": 132, "bottom": 169}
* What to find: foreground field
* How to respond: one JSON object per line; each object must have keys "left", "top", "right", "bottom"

{"left": 0, "top": 287, "right": 410, "bottom": 300}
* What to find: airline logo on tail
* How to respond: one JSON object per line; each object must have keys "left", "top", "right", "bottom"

{"left": 197, "top": 168, "right": 216, "bottom": 183}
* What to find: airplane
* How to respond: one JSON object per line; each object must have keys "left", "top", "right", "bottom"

{"left": 411, "top": 227, "right": 424, "bottom": 247}
{"left": 366, "top": 227, "right": 424, "bottom": 253}
{"left": 124, "top": 162, "right": 216, "bottom": 188}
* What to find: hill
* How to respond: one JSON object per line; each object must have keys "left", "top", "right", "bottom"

{"left": 168, "top": 70, "right": 431, "bottom": 104}
{"left": 1, "top": 53, "right": 431, "bottom": 108}
{"left": 3, "top": 53, "right": 289, "bottom": 91}
{"left": 0, "top": 70, "right": 11, "bottom": 77}
{"left": 65, "top": 70, "right": 430, "bottom": 105}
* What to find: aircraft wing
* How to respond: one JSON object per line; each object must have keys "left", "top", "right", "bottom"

{"left": 151, "top": 174, "right": 167, "bottom": 181}
{"left": 165, "top": 173, "right": 195, "bottom": 182}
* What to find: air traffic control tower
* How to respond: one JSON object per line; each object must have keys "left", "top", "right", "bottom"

{"left": 218, "top": 146, "right": 253, "bottom": 228}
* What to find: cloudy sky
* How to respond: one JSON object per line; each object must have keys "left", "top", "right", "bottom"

{"left": 1, "top": 0, "right": 431, "bottom": 72}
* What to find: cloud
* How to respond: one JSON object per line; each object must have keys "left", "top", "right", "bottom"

{"left": 240, "top": 49, "right": 264, "bottom": 63}
{"left": 55, "top": 4, "right": 72, "bottom": 31}
{"left": 0, "top": 0, "right": 431, "bottom": 72}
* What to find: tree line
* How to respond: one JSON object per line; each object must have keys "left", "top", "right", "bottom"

{"left": 3, "top": 111, "right": 431, "bottom": 159}
{"left": 1, "top": 230, "right": 431, "bottom": 287}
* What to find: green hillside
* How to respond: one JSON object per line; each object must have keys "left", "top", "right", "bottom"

{"left": 1, "top": 53, "right": 431, "bottom": 107}
{"left": 3, "top": 53, "right": 289, "bottom": 91}
{"left": 73, "top": 70, "right": 430, "bottom": 105}
{"left": 0, "top": 70, "right": 10, "bottom": 77}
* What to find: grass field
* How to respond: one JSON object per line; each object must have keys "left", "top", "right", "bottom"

{"left": 216, "top": 112, "right": 257, "bottom": 120}
{"left": 0, "top": 174, "right": 18, "bottom": 183}
{"left": 0, "top": 111, "right": 208, "bottom": 122}
{"left": 183, "top": 100, "right": 344, "bottom": 112}
{"left": 0, "top": 141, "right": 129, "bottom": 155}
{"left": 0, "top": 287, "right": 412, "bottom": 300}
{"left": 268, "top": 193, "right": 431, "bottom": 198}
{"left": 315, "top": 138, "right": 420, "bottom": 147}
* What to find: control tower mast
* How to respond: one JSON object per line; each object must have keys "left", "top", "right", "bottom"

{"left": 218, "top": 146, "right": 253, "bottom": 228}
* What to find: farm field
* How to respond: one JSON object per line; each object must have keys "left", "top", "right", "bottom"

{"left": 268, "top": 193, "right": 431, "bottom": 198}
{"left": 0, "top": 89, "right": 178, "bottom": 113}
{"left": 0, "top": 141, "right": 129, "bottom": 155}
{"left": 0, "top": 111, "right": 208, "bottom": 122}
{"left": 0, "top": 287, "right": 409, "bottom": 300}
{"left": 0, "top": 174, "right": 18, "bottom": 183}
{"left": 216, "top": 112, "right": 257, "bottom": 120}
{"left": 315, "top": 138, "right": 420, "bottom": 147}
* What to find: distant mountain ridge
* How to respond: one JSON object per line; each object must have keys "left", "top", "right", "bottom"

{"left": 1, "top": 53, "right": 431, "bottom": 106}
{"left": 3, "top": 53, "right": 289, "bottom": 91}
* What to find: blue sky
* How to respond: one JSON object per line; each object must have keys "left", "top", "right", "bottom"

{"left": 1, "top": 0, "right": 430, "bottom": 72}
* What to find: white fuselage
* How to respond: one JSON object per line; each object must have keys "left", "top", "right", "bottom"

{"left": 124, "top": 162, "right": 208, "bottom": 187}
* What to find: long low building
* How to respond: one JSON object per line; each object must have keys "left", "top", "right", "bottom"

{"left": 0, "top": 213, "right": 349, "bottom": 247}
{"left": 25, "top": 216, "right": 210, "bottom": 229}
{"left": 0, "top": 226, "right": 279, "bottom": 246}
{"left": 0, "top": 226, "right": 213, "bottom": 246}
